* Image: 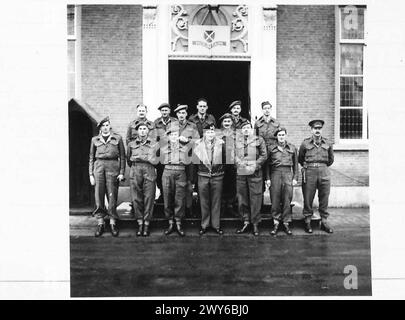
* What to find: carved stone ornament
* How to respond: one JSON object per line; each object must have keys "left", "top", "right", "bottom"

{"left": 231, "top": 5, "right": 248, "bottom": 52}
{"left": 171, "top": 5, "right": 188, "bottom": 51}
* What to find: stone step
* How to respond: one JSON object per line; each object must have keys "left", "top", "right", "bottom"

{"left": 70, "top": 201, "right": 322, "bottom": 221}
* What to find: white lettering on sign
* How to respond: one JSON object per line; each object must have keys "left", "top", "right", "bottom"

{"left": 189, "top": 25, "right": 230, "bottom": 55}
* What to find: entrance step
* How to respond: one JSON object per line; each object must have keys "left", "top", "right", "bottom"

{"left": 70, "top": 201, "right": 322, "bottom": 221}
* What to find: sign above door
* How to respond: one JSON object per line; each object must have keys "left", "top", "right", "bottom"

{"left": 170, "top": 4, "right": 249, "bottom": 59}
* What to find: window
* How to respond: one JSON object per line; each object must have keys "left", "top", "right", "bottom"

{"left": 67, "top": 5, "right": 79, "bottom": 99}
{"left": 336, "top": 6, "right": 367, "bottom": 141}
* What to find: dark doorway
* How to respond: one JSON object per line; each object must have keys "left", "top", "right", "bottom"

{"left": 69, "top": 104, "right": 96, "bottom": 208}
{"left": 169, "top": 60, "right": 250, "bottom": 121}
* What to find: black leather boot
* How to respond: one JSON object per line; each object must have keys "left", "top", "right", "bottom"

{"left": 95, "top": 224, "right": 105, "bottom": 237}
{"left": 143, "top": 224, "right": 150, "bottom": 237}
{"left": 136, "top": 223, "right": 143, "bottom": 237}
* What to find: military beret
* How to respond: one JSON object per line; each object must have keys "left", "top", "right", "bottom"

{"left": 240, "top": 120, "right": 252, "bottom": 129}
{"left": 308, "top": 119, "right": 325, "bottom": 128}
{"left": 158, "top": 102, "right": 171, "bottom": 110}
{"left": 261, "top": 101, "right": 272, "bottom": 108}
{"left": 174, "top": 104, "right": 188, "bottom": 113}
{"left": 205, "top": 122, "right": 216, "bottom": 130}
{"left": 97, "top": 116, "right": 110, "bottom": 129}
{"left": 274, "top": 127, "right": 287, "bottom": 137}
{"left": 228, "top": 100, "right": 242, "bottom": 112}
{"left": 218, "top": 113, "right": 233, "bottom": 123}
{"left": 135, "top": 122, "right": 149, "bottom": 130}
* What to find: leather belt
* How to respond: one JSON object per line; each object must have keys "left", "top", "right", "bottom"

{"left": 306, "top": 162, "right": 327, "bottom": 168}
{"left": 96, "top": 158, "right": 118, "bottom": 160}
{"left": 165, "top": 164, "right": 186, "bottom": 171}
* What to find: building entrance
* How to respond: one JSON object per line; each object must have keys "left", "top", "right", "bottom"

{"left": 168, "top": 60, "right": 250, "bottom": 122}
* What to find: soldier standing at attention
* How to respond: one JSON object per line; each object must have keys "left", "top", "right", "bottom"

{"left": 227, "top": 100, "right": 249, "bottom": 130}
{"left": 160, "top": 123, "right": 195, "bottom": 237}
{"left": 266, "top": 127, "right": 298, "bottom": 236}
{"left": 188, "top": 98, "right": 217, "bottom": 138}
{"left": 298, "top": 120, "right": 334, "bottom": 234}
{"left": 193, "top": 123, "right": 225, "bottom": 235}
{"left": 234, "top": 121, "right": 267, "bottom": 236}
{"left": 89, "top": 117, "right": 125, "bottom": 237}
{"left": 126, "top": 104, "right": 155, "bottom": 146}
{"left": 127, "top": 123, "right": 159, "bottom": 237}
{"left": 154, "top": 103, "right": 178, "bottom": 202}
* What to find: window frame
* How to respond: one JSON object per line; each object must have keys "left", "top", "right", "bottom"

{"left": 67, "top": 5, "right": 81, "bottom": 100}
{"left": 335, "top": 5, "right": 368, "bottom": 146}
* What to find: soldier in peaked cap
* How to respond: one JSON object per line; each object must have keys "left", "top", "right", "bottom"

{"left": 266, "top": 127, "right": 298, "bottom": 236}
{"left": 89, "top": 116, "right": 126, "bottom": 237}
{"left": 127, "top": 122, "right": 159, "bottom": 237}
{"left": 154, "top": 103, "right": 178, "bottom": 202}
{"left": 228, "top": 100, "right": 249, "bottom": 130}
{"left": 298, "top": 119, "right": 334, "bottom": 234}
{"left": 126, "top": 104, "right": 156, "bottom": 146}
{"left": 188, "top": 98, "right": 217, "bottom": 138}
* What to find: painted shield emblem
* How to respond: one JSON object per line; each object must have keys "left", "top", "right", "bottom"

{"left": 204, "top": 30, "right": 215, "bottom": 43}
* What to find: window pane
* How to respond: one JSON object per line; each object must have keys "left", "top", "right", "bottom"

{"left": 340, "top": 6, "right": 365, "bottom": 39}
{"left": 68, "top": 73, "right": 75, "bottom": 99}
{"left": 67, "top": 5, "right": 75, "bottom": 36}
{"left": 340, "top": 108, "right": 363, "bottom": 139}
{"left": 341, "top": 44, "right": 363, "bottom": 75}
{"left": 68, "top": 40, "right": 75, "bottom": 73}
{"left": 340, "top": 76, "right": 363, "bottom": 107}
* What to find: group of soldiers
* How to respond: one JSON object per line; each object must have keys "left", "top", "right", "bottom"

{"left": 88, "top": 99, "right": 334, "bottom": 238}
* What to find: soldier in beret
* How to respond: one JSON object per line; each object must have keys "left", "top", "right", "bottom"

{"left": 266, "top": 127, "right": 298, "bottom": 236}
{"left": 127, "top": 122, "right": 159, "bottom": 237}
{"left": 153, "top": 103, "right": 178, "bottom": 202}
{"left": 126, "top": 104, "right": 155, "bottom": 146}
{"left": 218, "top": 113, "right": 237, "bottom": 215}
{"left": 174, "top": 104, "right": 199, "bottom": 216}
{"left": 153, "top": 103, "right": 178, "bottom": 142}
{"left": 159, "top": 124, "right": 195, "bottom": 237}
{"left": 298, "top": 120, "right": 334, "bottom": 234}
{"left": 234, "top": 121, "right": 267, "bottom": 236}
{"left": 188, "top": 98, "right": 217, "bottom": 138}
{"left": 228, "top": 100, "right": 249, "bottom": 130}
{"left": 89, "top": 117, "right": 126, "bottom": 237}
{"left": 193, "top": 123, "right": 225, "bottom": 235}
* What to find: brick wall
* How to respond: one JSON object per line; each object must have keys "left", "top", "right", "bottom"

{"left": 277, "top": 5, "right": 335, "bottom": 146}
{"left": 81, "top": 5, "right": 142, "bottom": 138}
{"left": 276, "top": 5, "right": 368, "bottom": 187}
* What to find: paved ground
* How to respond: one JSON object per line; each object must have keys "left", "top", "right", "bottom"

{"left": 70, "top": 208, "right": 371, "bottom": 297}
